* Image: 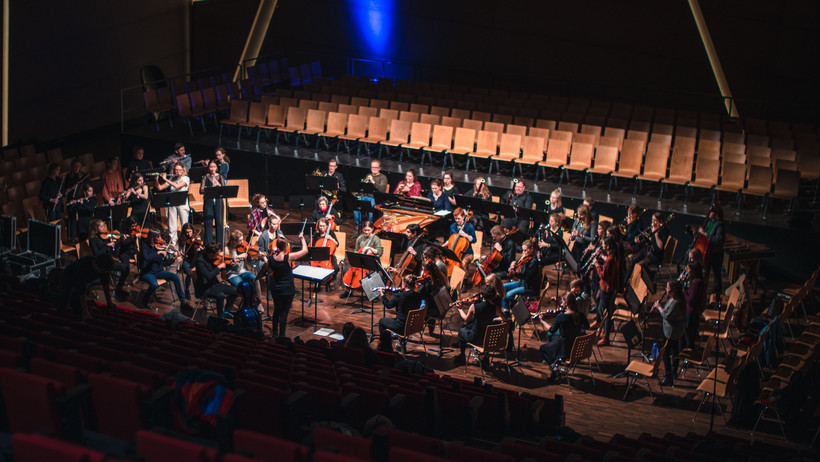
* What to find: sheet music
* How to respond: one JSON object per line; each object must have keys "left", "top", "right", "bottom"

{"left": 292, "top": 264, "right": 335, "bottom": 282}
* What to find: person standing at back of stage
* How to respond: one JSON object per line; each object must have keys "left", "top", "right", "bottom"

{"left": 39, "top": 163, "right": 65, "bottom": 221}
{"left": 697, "top": 205, "right": 726, "bottom": 300}
{"left": 570, "top": 204, "right": 597, "bottom": 263}
{"left": 654, "top": 280, "right": 685, "bottom": 386}
{"left": 127, "top": 146, "right": 153, "bottom": 177}
{"left": 155, "top": 162, "right": 190, "bottom": 247}
{"left": 267, "top": 231, "right": 308, "bottom": 338}
{"left": 213, "top": 146, "right": 230, "bottom": 180}
{"left": 355, "top": 159, "right": 389, "bottom": 226}
{"left": 68, "top": 184, "right": 97, "bottom": 241}
{"left": 163, "top": 142, "right": 192, "bottom": 174}
{"left": 201, "top": 160, "right": 227, "bottom": 245}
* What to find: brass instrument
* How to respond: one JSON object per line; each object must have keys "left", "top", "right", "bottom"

{"left": 618, "top": 208, "right": 646, "bottom": 235}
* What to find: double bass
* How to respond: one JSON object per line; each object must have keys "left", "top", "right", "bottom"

{"left": 470, "top": 226, "right": 518, "bottom": 287}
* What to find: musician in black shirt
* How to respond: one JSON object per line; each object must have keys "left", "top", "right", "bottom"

{"left": 88, "top": 219, "right": 130, "bottom": 301}
{"left": 537, "top": 213, "right": 564, "bottom": 265}
{"left": 39, "top": 163, "right": 64, "bottom": 221}
{"left": 453, "top": 284, "right": 503, "bottom": 365}
{"left": 126, "top": 146, "right": 153, "bottom": 177}
{"left": 377, "top": 275, "right": 422, "bottom": 353}
{"left": 67, "top": 184, "right": 97, "bottom": 241}
{"left": 501, "top": 178, "right": 533, "bottom": 233}
{"left": 195, "top": 242, "right": 238, "bottom": 317}
{"left": 486, "top": 225, "right": 516, "bottom": 279}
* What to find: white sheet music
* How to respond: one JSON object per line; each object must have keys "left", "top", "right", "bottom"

{"left": 292, "top": 265, "right": 335, "bottom": 282}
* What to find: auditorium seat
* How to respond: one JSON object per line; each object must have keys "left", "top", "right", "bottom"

{"left": 494, "top": 133, "right": 522, "bottom": 174}
{"left": 87, "top": 373, "right": 153, "bottom": 441}
{"left": 516, "top": 135, "right": 546, "bottom": 179}
{"left": 136, "top": 430, "right": 218, "bottom": 462}
{"left": 400, "top": 122, "right": 432, "bottom": 162}
{"left": 421, "top": 124, "right": 453, "bottom": 167}
{"left": 313, "top": 427, "right": 372, "bottom": 460}
{"left": 232, "top": 429, "right": 310, "bottom": 462}
{"left": 466, "top": 130, "right": 499, "bottom": 173}
{"left": 565, "top": 142, "right": 594, "bottom": 189}
{"left": 276, "top": 107, "right": 308, "bottom": 146}
{"left": 12, "top": 433, "right": 106, "bottom": 462}
{"left": 0, "top": 368, "right": 85, "bottom": 440}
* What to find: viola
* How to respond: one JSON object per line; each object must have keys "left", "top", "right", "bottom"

{"left": 507, "top": 254, "right": 533, "bottom": 278}
{"left": 471, "top": 226, "right": 517, "bottom": 287}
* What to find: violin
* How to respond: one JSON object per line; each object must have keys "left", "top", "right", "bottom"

{"left": 100, "top": 230, "right": 123, "bottom": 240}
{"left": 130, "top": 226, "right": 150, "bottom": 238}
{"left": 449, "top": 294, "right": 482, "bottom": 307}
{"left": 508, "top": 254, "right": 533, "bottom": 278}
{"left": 185, "top": 236, "right": 205, "bottom": 250}
{"left": 213, "top": 254, "right": 233, "bottom": 266}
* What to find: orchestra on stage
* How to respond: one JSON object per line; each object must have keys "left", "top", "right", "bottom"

{"left": 46, "top": 143, "right": 732, "bottom": 385}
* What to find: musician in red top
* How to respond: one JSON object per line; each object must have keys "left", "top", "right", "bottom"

{"left": 393, "top": 169, "right": 422, "bottom": 197}
{"left": 591, "top": 237, "right": 619, "bottom": 346}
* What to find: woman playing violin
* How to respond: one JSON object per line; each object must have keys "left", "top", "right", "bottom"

{"left": 502, "top": 239, "right": 541, "bottom": 313}
{"left": 225, "top": 230, "right": 259, "bottom": 297}
{"left": 267, "top": 232, "right": 308, "bottom": 338}
{"left": 88, "top": 218, "right": 130, "bottom": 301}
{"left": 179, "top": 223, "right": 203, "bottom": 299}
{"left": 453, "top": 284, "right": 503, "bottom": 365}
{"left": 376, "top": 274, "right": 422, "bottom": 353}
{"left": 539, "top": 292, "right": 590, "bottom": 380}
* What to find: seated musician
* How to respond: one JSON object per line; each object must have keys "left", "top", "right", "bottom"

{"left": 225, "top": 230, "right": 260, "bottom": 298}
{"left": 355, "top": 159, "right": 389, "bottom": 226}
{"left": 464, "top": 177, "right": 490, "bottom": 233}
{"left": 162, "top": 143, "right": 192, "bottom": 174}
{"left": 570, "top": 204, "right": 597, "bottom": 262}
{"left": 546, "top": 189, "right": 565, "bottom": 216}
{"left": 584, "top": 196, "right": 599, "bottom": 224}
{"left": 502, "top": 239, "right": 541, "bottom": 313}
{"left": 139, "top": 229, "right": 192, "bottom": 311}
{"left": 195, "top": 242, "right": 238, "bottom": 317}
{"left": 631, "top": 211, "right": 668, "bottom": 272}
{"left": 179, "top": 223, "right": 202, "bottom": 300}
{"left": 324, "top": 159, "right": 347, "bottom": 198}
{"left": 442, "top": 171, "right": 459, "bottom": 207}
{"left": 377, "top": 275, "right": 422, "bottom": 353}
{"left": 449, "top": 207, "right": 476, "bottom": 256}
{"left": 422, "top": 245, "right": 448, "bottom": 277}
{"left": 393, "top": 169, "right": 422, "bottom": 197}
{"left": 312, "top": 217, "right": 339, "bottom": 291}
{"left": 68, "top": 184, "right": 97, "bottom": 241}
{"left": 538, "top": 213, "right": 563, "bottom": 266}
{"left": 118, "top": 217, "right": 140, "bottom": 267}
{"left": 101, "top": 157, "right": 125, "bottom": 206}
{"left": 453, "top": 284, "right": 505, "bottom": 366}
{"left": 426, "top": 179, "right": 452, "bottom": 213}
{"left": 341, "top": 221, "right": 383, "bottom": 297}
{"left": 622, "top": 204, "right": 643, "bottom": 255}
{"left": 501, "top": 178, "right": 533, "bottom": 233}
{"left": 309, "top": 196, "right": 342, "bottom": 228}
{"left": 393, "top": 223, "right": 427, "bottom": 270}
{"left": 248, "top": 193, "right": 279, "bottom": 237}
{"left": 580, "top": 220, "right": 610, "bottom": 299}
{"left": 484, "top": 225, "right": 516, "bottom": 279}
{"left": 122, "top": 173, "right": 149, "bottom": 222}
{"left": 539, "top": 292, "right": 590, "bottom": 380}
{"left": 88, "top": 218, "right": 130, "bottom": 301}
{"left": 417, "top": 260, "right": 449, "bottom": 321}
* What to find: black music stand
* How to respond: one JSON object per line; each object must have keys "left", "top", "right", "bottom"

{"left": 454, "top": 195, "right": 483, "bottom": 215}
{"left": 291, "top": 265, "right": 335, "bottom": 331}
{"left": 345, "top": 250, "right": 384, "bottom": 315}
{"left": 429, "top": 285, "right": 454, "bottom": 357}
{"left": 93, "top": 204, "right": 129, "bottom": 231}
{"left": 510, "top": 299, "right": 534, "bottom": 368}
{"left": 518, "top": 208, "right": 549, "bottom": 237}
{"left": 551, "top": 227, "right": 580, "bottom": 298}
{"left": 484, "top": 201, "right": 516, "bottom": 223}
{"left": 353, "top": 200, "right": 375, "bottom": 234}
{"left": 360, "top": 272, "right": 386, "bottom": 341}
{"left": 305, "top": 175, "right": 338, "bottom": 195}
{"left": 288, "top": 195, "right": 314, "bottom": 221}
{"left": 203, "top": 185, "right": 239, "bottom": 246}
{"left": 280, "top": 222, "right": 314, "bottom": 240}
{"left": 188, "top": 166, "right": 207, "bottom": 184}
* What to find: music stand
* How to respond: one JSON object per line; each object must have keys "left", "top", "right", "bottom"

{"left": 93, "top": 204, "right": 129, "bottom": 231}
{"left": 510, "top": 299, "right": 533, "bottom": 368}
{"left": 345, "top": 250, "right": 383, "bottom": 315}
{"left": 291, "top": 265, "right": 334, "bottom": 331}
{"left": 454, "top": 195, "right": 483, "bottom": 215}
{"left": 298, "top": 246, "right": 331, "bottom": 308}
{"left": 280, "top": 222, "right": 314, "bottom": 239}
{"left": 429, "top": 285, "right": 454, "bottom": 357}
{"left": 288, "top": 195, "right": 314, "bottom": 221}
{"left": 203, "top": 185, "right": 239, "bottom": 246}
{"left": 484, "top": 201, "right": 516, "bottom": 222}
{"left": 360, "top": 272, "right": 386, "bottom": 341}
{"left": 518, "top": 208, "right": 549, "bottom": 235}
{"left": 353, "top": 200, "right": 375, "bottom": 234}
{"left": 187, "top": 166, "right": 207, "bottom": 184}
{"left": 305, "top": 175, "right": 338, "bottom": 194}
{"left": 550, "top": 227, "right": 579, "bottom": 297}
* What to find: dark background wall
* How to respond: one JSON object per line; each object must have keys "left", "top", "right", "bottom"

{"left": 4, "top": 0, "right": 819, "bottom": 144}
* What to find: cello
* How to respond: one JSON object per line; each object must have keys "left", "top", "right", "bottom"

{"left": 445, "top": 210, "right": 473, "bottom": 275}
{"left": 310, "top": 219, "right": 338, "bottom": 270}
{"left": 390, "top": 230, "right": 426, "bottom": 284}
{"left": 342, "top": 233, "right": 377, "bottom": 290}
{"left": 471, "top": 226, "right": 517, "bottom": 287}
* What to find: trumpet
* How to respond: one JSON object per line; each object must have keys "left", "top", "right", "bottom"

{"left": 362, "top": 174, "right": 374, "bottom": 184}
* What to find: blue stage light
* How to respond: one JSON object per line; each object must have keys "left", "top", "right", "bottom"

{"left": 351, "top": 0, "right": 395, "bottom": 57}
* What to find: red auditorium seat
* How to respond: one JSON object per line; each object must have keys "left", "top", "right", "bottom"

{"left": 232, "top": 429, "right": 310, "bottom": 462}
{"left": 500, "top": 442, "right": 564, "bottom": 462}
{"left": 313, "top": 451, "right": 368, "bottom": 462}
{"left": 109, "top": 362, "right": 169, "bottom": 390}
{"left": 136, "top": 430, "right": 219, "bottom": 462}
{"left": 0, "top": 368, "right": 85, "bottom": 440}
{"left": 29, "top": 357, "right": 87, "bottom": 387}
{"left": 12, "top": 433, "right": 106, "bottom": 462}
{"left": 379, "top": 427, "right": 443, "bottom": 455}
{"left": 88, "top": 373, "right": 151, "bottom": 440}
{"left": 389, "top": 447, "right": 449, "bottom": 462}
{"left": 448, "top": 442, "right": 514, "bottom": 462}
{"left": 0, "top": 349, "right": 19, "bottom": 368}
{"left": 233, "top": 379, "right": 287, "bottom": 436}
{"left": 313, "top": 427, "right": 372, "bottom": 460}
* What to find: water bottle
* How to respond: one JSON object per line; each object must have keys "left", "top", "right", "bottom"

{"left": 650, "top": 342, "right": 658, "bottom": 360}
